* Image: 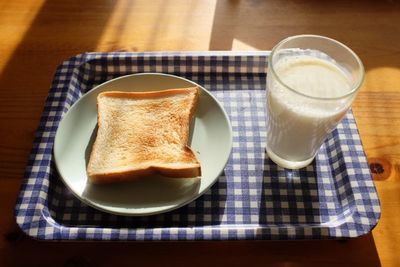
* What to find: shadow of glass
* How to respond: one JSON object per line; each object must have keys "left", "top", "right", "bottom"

{"left": 315, "top": 129, "right": 357, "bottom": 227}
{"left": 259, "top": 126, "right": 374, "bottom": 237}
{"left": 259, "top": 151, "right": 322, "bottom": 228}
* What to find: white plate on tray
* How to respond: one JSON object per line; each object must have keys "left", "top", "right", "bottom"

{"left": 54, "top": 73, "right": 232, "bottom": 216}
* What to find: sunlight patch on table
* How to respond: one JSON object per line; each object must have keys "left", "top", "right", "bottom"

{"left": 232, "top": 38, "right": 259, "bottom": 51}
{"left": 365, "top": 67, "right": 400, "bottom": 92}
{"left": 0, "top": 0, "right": 46, "bottom": 74}
{"left": 95, "top": 0, "right": 218, "bottom": 51}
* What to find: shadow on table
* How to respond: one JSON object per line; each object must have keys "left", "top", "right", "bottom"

{"left": 0, "top": 0, "right": 120, "bottom": 178}
{"left": 0, "top": 0, "right": 120, "bottom": 93}
{"left": 7, "top": 230, "right": 382, "bottom": 266}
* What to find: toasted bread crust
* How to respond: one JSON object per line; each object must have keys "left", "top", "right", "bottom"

{"left": 99, "top": 88, "right": 199, "bottom": 99}
{"left": 89, "top": 164, "right": 201, "bottom": 184}
{"left": 87, "top": 87, "right": 201, "bottom": 184}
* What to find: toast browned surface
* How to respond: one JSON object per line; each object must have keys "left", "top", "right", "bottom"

{"left": 87, "top": 87, "right": 201, "bottom": 184}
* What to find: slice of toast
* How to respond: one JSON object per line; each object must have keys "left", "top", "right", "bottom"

{"left": 87, "top": 87, "right": 201, "bottom": 184}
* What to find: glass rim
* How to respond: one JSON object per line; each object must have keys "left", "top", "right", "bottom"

{"left": 268, "top": 34, "right": 365, "bottom": 101}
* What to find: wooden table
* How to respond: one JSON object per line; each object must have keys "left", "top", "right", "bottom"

{"left": 1, "top": 0, "right": 399, "bottom": 266}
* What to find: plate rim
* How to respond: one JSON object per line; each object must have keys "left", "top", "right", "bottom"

{"left": 53, "top": 72, "right": 233, "bottom": 216}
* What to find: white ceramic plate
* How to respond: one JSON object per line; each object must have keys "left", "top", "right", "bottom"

{"left": 54, "top": 73, "right": 232, "bottom": 216}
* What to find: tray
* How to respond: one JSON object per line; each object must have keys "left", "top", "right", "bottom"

{"left": 15, "top": 51, "right": 380, "bottom": 240}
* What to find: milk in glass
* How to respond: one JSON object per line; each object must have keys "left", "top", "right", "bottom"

{"left": 266, "top": 55, "right": 354, "bottom": 168}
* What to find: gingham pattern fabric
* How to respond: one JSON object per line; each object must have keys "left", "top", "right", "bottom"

{"left": 15, "top": 52, "right": 380, "bottom": 240}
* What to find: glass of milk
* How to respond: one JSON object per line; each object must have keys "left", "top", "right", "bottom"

{"left": 266, "top": 35, "right": 364, "bottom": 169}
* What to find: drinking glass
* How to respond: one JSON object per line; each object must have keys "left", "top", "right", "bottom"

{"left": 266, "top": 35, "right": 364, "bottom": 169}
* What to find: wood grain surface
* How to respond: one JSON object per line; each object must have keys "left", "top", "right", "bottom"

{"left": 1, "top": 0, "right": 399, "bottom": 266}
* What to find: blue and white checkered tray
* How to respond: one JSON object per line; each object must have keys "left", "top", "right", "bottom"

{"left": 15, "top": 51, "right": 380, "bottom": 240}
